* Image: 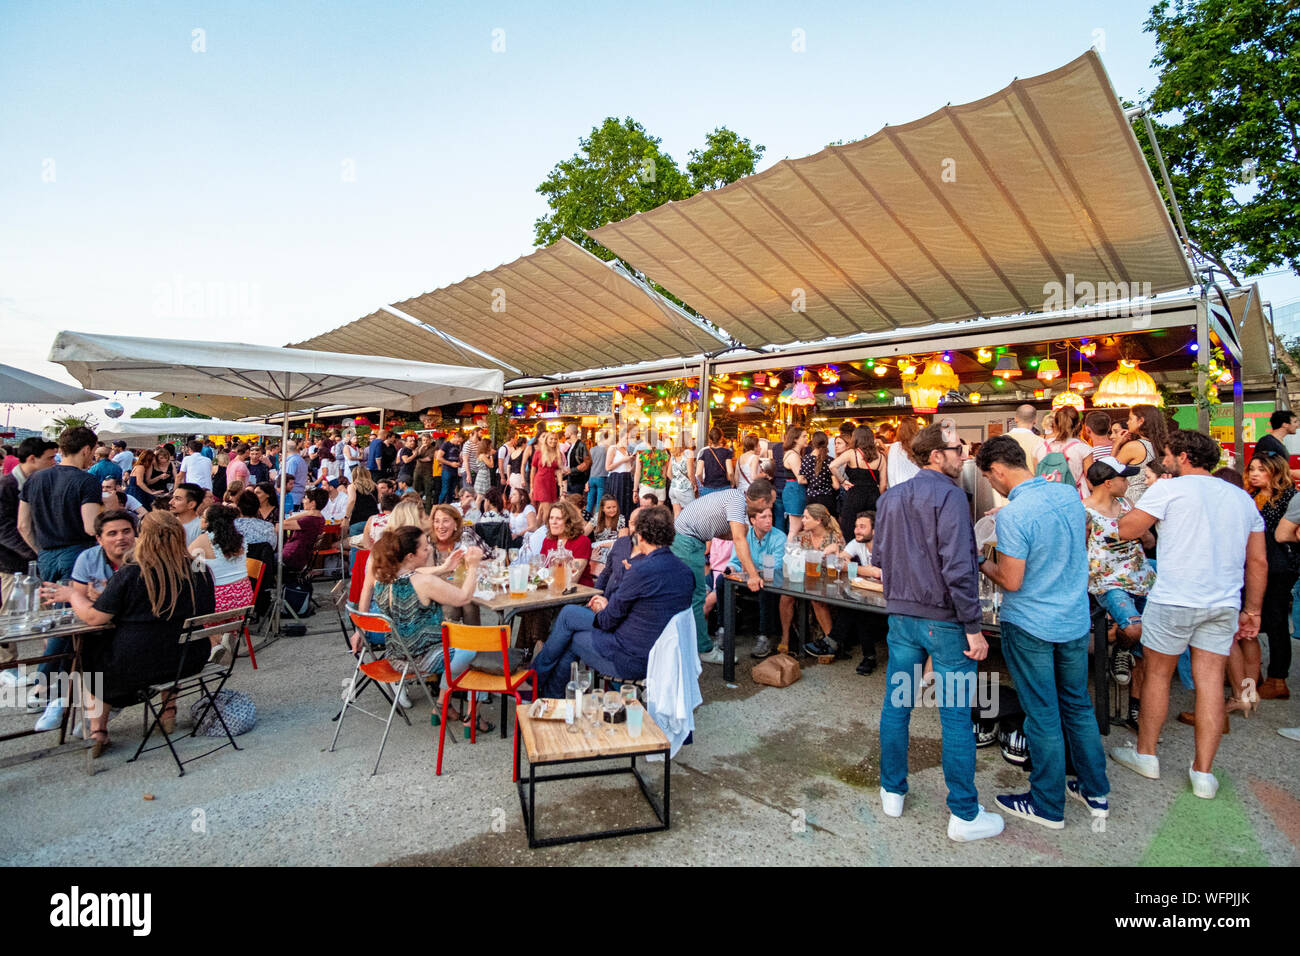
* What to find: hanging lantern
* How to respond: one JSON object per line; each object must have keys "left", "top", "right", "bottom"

{"left": 899, "top": 359, "right": 918, "bottom": 380}
{"left": 873, "top": 364, "right": 888, "bottom": 377}
{"left": 1036, "top": 358, "right": 1061, "bottom": 382}
{"left": 977, "top": 348, "right": 993, "bottom": 363}
{"left": 993, "top": 353, "right": 1022, "bottom": 379}
{"left": 818, "top": 365, "right": 840, "bottom": 385}
{"left": 780, "top": 378, "right": 816, "bottom": 406}
{"left": 1068, "top": 371, "right": 1094, "bottom": 391}
{"left": 1052, "top": 390, "right": 1085, "bottom": 411}
{"left": 906, "top": 356, "right": 959, "bottom": 415}
{"left": 1078, "top": 341, "right": 1098, "bottom": 359}
{"left": 753, "top": 373, "right": 767, "bottom": 386}
{"left": 1094, "top": 359, "right": 1162, "bottom": 407}
{"left": 968, "top": 392, "right": 982, "bottom": 405}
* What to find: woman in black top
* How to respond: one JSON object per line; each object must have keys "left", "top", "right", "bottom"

{"left": 346, "top": 469, "right": 379, "bottom": 536}
{"left": 801, "top": 430, "right": 837, "bottom": 515}
{"left": 44, "top": 510, "right": 217, "bottom": 757}
{"left": 831, "top": 426, "right": 887, "bottom": 544}
{"left": 395, "top": 433, "right": 418, "bottom": 489}
{"left": 436, "top": 436, "right": 462, "bottom": 505}
{"left": 695, "top": 428, "right": 734, "bottom": 494}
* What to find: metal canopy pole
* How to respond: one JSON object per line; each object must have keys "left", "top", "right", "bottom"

{"left": 695, "top": 357, "right": 711, "bottom": 453}
{"left": 1196, "top": 296, "right": 1211, "bottom": 433}
{"left": 272, "top": 380, "right": 290, "bottom": 637}
{"left": 1232, "top": 352, "right": 1245, "bottom": 473}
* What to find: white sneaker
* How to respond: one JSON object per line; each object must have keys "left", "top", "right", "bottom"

{"left": 1279, "top": 727, "right": 1300, "bottom": 742}
{"left": 947, "top": 805, "right": 1005, "bottom": 842}
{"left": 34, "top": 699, "right": 65, "bottom": 732}
{"left": 880, "top": 788, "right": 904, "bottom": 818}
{"left": 1189, "top": 762, "right": 1219, "bottom": 799}
{"left": 698, "top": 647, "right": 727, "bottom": 665}
{"left": 0, "top": 668, "right": 34, "bottom": 688}
{"left": 1109, "top": 743, "right": 1160, "bottom": 780}
{"left": 397, "top": 687, "right": 412, "bottom": 709}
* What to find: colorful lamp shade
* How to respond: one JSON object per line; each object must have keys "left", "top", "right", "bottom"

{"left": 906, "top": 357, "right": 959, "bottom": 415}
{"left": 458, "top": 403, "right": 475, "bottom": 415}
{"left": 472, "top": 403, "right": 490, "bottom": 414}
{"left": 1094, "top": 359, "right": 1162, "bottom": 408}
{"left": 1051, "top": 390, "right": 1085, "bottom": 411}
{"left": 1036, "top": 358, "right": 1061, "bottom": 382}
{"left": 993, "top": 353, "right": 1022, "bottom": 379}
{"left": 1068, "top": 371, "right": 1094, "bottom": 391}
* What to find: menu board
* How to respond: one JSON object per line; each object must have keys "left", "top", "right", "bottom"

{"left": 558, "top": 390, "right": 614, "bottom": 416}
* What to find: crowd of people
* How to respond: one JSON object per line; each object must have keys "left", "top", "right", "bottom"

{"left": 2, "top": 404, "right": 1295, "bottom": 811}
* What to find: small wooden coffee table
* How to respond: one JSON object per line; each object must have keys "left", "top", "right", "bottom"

{"left": 514, "top": 701, "right": 670, "bottom": 848}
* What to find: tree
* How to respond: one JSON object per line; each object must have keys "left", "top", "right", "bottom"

{"left": 43, "top": 412, "right": 97, "bottom": 439}
{"left": 1137, "top": 0, "right": 1300, "bottom": 285}
{"left": 533, "top": 118, "right": 765, "bottom": 258}
{"left": 687, "top": 127, "right": 766, "bottom": 192}
{"left": 131, "top": 402, "right": 210, "bottom": 419}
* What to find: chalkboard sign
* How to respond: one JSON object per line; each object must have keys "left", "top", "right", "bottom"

{"left": 558, "top": 390, "right": 614, "bottom": 416}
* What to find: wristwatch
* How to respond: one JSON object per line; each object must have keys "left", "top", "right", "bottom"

{"left": 977, "top": 554, "right": 988, "bottom": 566}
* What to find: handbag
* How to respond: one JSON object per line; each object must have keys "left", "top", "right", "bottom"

{"left": 190, "top": 689, "right": 257, "bottom": 736}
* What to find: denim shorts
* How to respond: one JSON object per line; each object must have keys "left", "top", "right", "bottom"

{"left": 1096, "top": 588, "right": 1146, "bottom": 627}
{"left": 1141, "top": 601, "right": 1237, "bottom": 657}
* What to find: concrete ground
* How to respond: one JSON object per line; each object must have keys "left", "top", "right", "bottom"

{"left": 2, "top": 593, "right": 1297, "bottom": 867}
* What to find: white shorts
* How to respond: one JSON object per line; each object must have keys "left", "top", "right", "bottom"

{"left": 669, "top": 485, "right": 695, "bottom": 507}
{"left": 1140, "top": 602, "right": 1237, "bottom": 658}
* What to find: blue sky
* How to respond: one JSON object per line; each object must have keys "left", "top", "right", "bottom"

{"left": 2, "top": 0, "right": 1295, "bottom": 427}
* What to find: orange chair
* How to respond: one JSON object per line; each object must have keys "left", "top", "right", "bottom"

{"left": 310, "top": 525, "right": 343, "bottom": 582}
{"left": 436, "top": 622, "right": 535, "bottom": 780}
{"left": 242, "top": 557, "right": 266, "bottom": 669}
{"left": 330, "top": 608, "right": 438, "bottom": 775}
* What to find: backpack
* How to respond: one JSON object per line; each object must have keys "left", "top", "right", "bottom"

{"left": 1035, "top": 439, "right": 1080, "bottom": 485}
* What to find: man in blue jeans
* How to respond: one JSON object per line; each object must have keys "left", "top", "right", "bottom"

{"left": 977, "top": 435, "right": 1110, "bottom": 827}
{"left": 873, "top": 424, "right": 1003, "bottom": 842}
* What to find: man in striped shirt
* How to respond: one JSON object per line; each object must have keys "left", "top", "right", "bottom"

{"left": 672, "top": 478, "right": 775, "bottom": 662}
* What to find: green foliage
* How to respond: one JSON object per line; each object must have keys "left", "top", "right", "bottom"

{"left": 687, "top": 128, "right": 766, "bottom": 192}
{"left": 1137, "top": 0, "right": 1300, "bottom": 283}
{"left": 533, "top": 118, "right": 764, "bottom": 258}
{"left": 44, "top": 412, "right": 97, "bottom": 439}
{"left": 131, "top": 402, "right": 210, "bottom": 419}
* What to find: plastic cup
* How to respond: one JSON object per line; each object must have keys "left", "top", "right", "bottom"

{"left": 508, "top": 564, "right": 529, "bottom": 599}
{"left": 761, "top": 554, "right": 775, "bottom": 582}
{"left": 804, "top": 550, "right": 821, "bottom": 579}
{"left": 626, "top": 704, "right": 644, "bottom": 738}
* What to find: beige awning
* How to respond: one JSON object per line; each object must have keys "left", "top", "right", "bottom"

{"left": 589, "top": 50, "right": 1194, "bottom": 349}
{"left": 301, "top": 238, "right": 728, "bottom": 379}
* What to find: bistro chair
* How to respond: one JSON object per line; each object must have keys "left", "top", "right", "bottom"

{"left": 242, "top": 557, "right": 265, "bottom": 669}
{"left": 309, "top": 524, "right": 344, "bottom": 583}
{"left": 436, "top": 622, "right": 535, "bottom": 781}
{"left": 128, "top": 608, "right": 250, "bottom": 777}
{"left": 330, "top": 607, "right": 439, "bottom": 776}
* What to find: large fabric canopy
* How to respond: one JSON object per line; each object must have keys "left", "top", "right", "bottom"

{"left": 589, "top": 50, "right": 1194, "bottom": 349}
{"left": 292, "top": 238, "right": 728, "bottom": 378}
{"left": 94, "top": 418, "right": 284, "bottom": 442}
{"left": 0, "top": 363, "right": 103, "bottom": 405}
{"left": 48, "top": 331, "right": 504, "bottom": 419}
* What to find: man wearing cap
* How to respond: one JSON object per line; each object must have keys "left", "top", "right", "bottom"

{"left": 977, "top": 435, "right": 1110, "bottom": 829}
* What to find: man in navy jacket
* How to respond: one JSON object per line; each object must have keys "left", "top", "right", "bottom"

{"left": 533, "top": 506, "right": 693, "bottom": 698}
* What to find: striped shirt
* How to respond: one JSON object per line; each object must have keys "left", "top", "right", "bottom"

{"left": 675, "top": 488, "right": 749, "bottom": 543}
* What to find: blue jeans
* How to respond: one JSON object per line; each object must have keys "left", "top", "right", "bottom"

{"left": 37, "top": 545, "right": 91, "bottom": 680}
{"left": 533, "top": 605, "right": 622, "bottom": 697}
{"left": 999, "top": 621, "right": 1110, "bottom": 820}
{"left": 438, "top": 469, "right": 460, "bottom": 504}
{"left": 879, "top": 615, "right": 979, "bottom": 821}
{"left": 1097, "top": 589, "right": 1144, "bottom": 629}
{"left": 586, "top": 475, "right": 606, "bottom": 515}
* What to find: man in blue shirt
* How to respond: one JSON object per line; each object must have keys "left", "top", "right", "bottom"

{"left": 284, "top": 440, "right": 308, "bottom": 512}
{"left": 977, "top": 435, "right": 1110, "bottom": 828}
{"left": 367, "top": 429, "right": 389, "bottom": 480}
{"left": 723, "top": 505, "right": 785, "bottom": 659}
{"left": 87, "top": 445, "right": 122, "bottom": 483}
{"left": 531, "top": 506, "right": 693, "bottom": 697}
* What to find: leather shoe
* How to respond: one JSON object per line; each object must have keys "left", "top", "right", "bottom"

{"left": 1258, "top": 678, "right": 1290, "bottom": 700}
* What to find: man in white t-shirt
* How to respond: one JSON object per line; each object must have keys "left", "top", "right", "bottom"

{"left": 179, "top": 439, "right": 213, "bottom": 492}
{"left": 110, "top": 441, "right": 134, "bottom": 475}
{"left": 1007, "top": 405, "right": 1041, "bottom": 473}
{"left": 1111, "top": 429, "right": 1266, "bottom": 799}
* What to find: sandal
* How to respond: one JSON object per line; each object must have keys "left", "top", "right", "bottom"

{"left": 159, "top": 700, "right": 178, "bottom": 735}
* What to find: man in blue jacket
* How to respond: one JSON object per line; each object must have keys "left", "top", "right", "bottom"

{"left": 532, "top": 506, "right": 693, "bottom": 698}
{"left": 873, "top": 424, "right": 1004, "bottom": 842}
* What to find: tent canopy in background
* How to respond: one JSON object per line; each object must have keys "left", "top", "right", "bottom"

{"left": 93, "top": 418, "right": 284, "bottom": 443}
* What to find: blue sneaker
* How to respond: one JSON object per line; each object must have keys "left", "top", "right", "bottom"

{"left": 1066, "top": 778, "right": 1109, "bottom": 818}
{"left": 995, "top": 791, "right": 1065, "bottom": 830}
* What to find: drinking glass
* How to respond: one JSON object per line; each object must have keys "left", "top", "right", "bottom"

{"left": 581, "top": 690, "right": 599, "bottom": 738}
{"left": 620, "top": 683, "right": 638, "bottom": 709}
{"left": 602, "top": 691, "right": 621, "bottom": 735}
{"left": 508, "top": 564, "right": 529, "bottom": 599}
{"left": 564, "top": 681, "right": 579, "bottom": 734}
{"left": 825, "top": 554, "right": 839, "bottom": 581}
{"left": 804, "top": 549, "right": 821, "bottom": 579}
{"left": 578, "top": 668, "right": 592, "bottom": 697}
{"left": 626, "top": 704, "right": 644, "bottom": 738}
{"left": 761, "top": 554, "right": 775, "bottom": 582}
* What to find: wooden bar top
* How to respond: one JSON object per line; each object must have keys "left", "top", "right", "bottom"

{"left": 517, "top": 701, "right": 669, "bottom": 763}
{"left": 473, "top": 585, "right": 601, "bottom": 615}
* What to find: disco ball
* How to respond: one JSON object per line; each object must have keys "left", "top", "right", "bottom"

{"left": 104, "top": 401, "right": 125, "bottom": 419}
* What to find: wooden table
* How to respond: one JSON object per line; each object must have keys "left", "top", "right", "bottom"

{"left": 720, "top": 570, "right": 1112, "bottom": 733}
{"left": 514, "top": 700, "right": 670, "bottom": 848}
{"left": 0, "top": 615, "right": 104, "bottom": 770}
{"left": 474, "top": 585, "right": 602, "bottom": 646}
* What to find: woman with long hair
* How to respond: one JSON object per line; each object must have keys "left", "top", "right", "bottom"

{"left": 474, "top": 436, "right": 495, "bottom": 502}
{"left": 735, "top": 433, "right": 760, "bottom": 496}
{"left": 886, "top": 417, "right": 921, "bottom": 488}
{"left": 253, "top": 481, "right": 279, "bottom": 523}
{"left": 801, "top": 430, "right": 836, "bottom": 515}
{"left": 775, "top": 426, "right": 808, "bottom": 536}
{"left": 1115, "top": 404, "right": 1168, "bottom": 503}
{"left": 779, "top": 503, "right": 844, "bottom": 655}
{"left": 668, "top": 438, "right": 698, "bottom": 517}
{"left": 539, "top": 500, "right": 594, "bottom": 587}
{"left": 127, "top": 448, "right": 157, "bottom": 511}
{"left": 430, "top": 503, "right": 480, "bottom": 626}
{"left": 357, "top": 525, "right": 490, "bottom": 732}
{"left": 1247, "top": 452, "right": 1297, "bottom": 701}
{"left": 585, "top": 493, "right": 626, "bottom": 542}
{"left": 507, "top": 486, "right": 541, "bottom": 546}
{"left": 189, "top": 503, "right": 252, "bottom": 616}
{"left": 605, "top": 427, "right": 635, "bottom": 518}
{"left": 830, "top": 426, "right": 887, "bottom": 544}
{"left": 346, "top": 467, "right": 379, "bottom": 537}
{"left": 696, "top": 426, "right": 734, "bottom": 495}
{"left": 145, "top": 446, "right": 177, "bottom": 502}
{"left": 530, "top": 431, "right": 564, "bottom": 510}
{"left": 45, "top": 510, "right": 217, "bottom": 757}
{"left": 1035, "top": 405, "right": 1089, "bottom": 491}
{"left": 234, "top": 490, "right": 277, "bottom": 549}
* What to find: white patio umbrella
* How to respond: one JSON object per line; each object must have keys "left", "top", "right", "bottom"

{"left": 49, "top": 331, "right": 504, "bottom": 633}
{"left": 93, "top": 417, "right": 284, "bottom": 443}
{"left": 0, "top": 362, "right": 103, "bottom": 405}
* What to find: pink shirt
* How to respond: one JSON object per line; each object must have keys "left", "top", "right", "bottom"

{"left": 227, "top": 458, "right": 251, "bottom": 486}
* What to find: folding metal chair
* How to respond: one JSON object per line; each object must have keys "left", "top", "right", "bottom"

{"left": 329, "top": 608, "right": 441, "bottom": 775}
{"left": 436, "top": 622, "right": 536, "bottom": 781}
{"left": 309, "top": 525, "right": 344, "bottom": 583}
{"left": 128, "top": 608, "right": 250, "bottom": 776}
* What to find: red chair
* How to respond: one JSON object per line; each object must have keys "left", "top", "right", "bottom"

{"left": 436, "top": 622, "right": 535, "bottom": 781}
{"left": 334, "top": 549, "right": 370, "bottom": 648}
{"left": 242, "top": 557, "right": 266, "bottom": 669}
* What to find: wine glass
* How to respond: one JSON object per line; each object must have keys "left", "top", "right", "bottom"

{"left": 603, "top": 691, "right": 621, "bottom": 735}
{"left": 581, "top": 690, "right": 599, "bottom": 738}
{"left": 578, "top": 668, "right": 593, "bottom": 697}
